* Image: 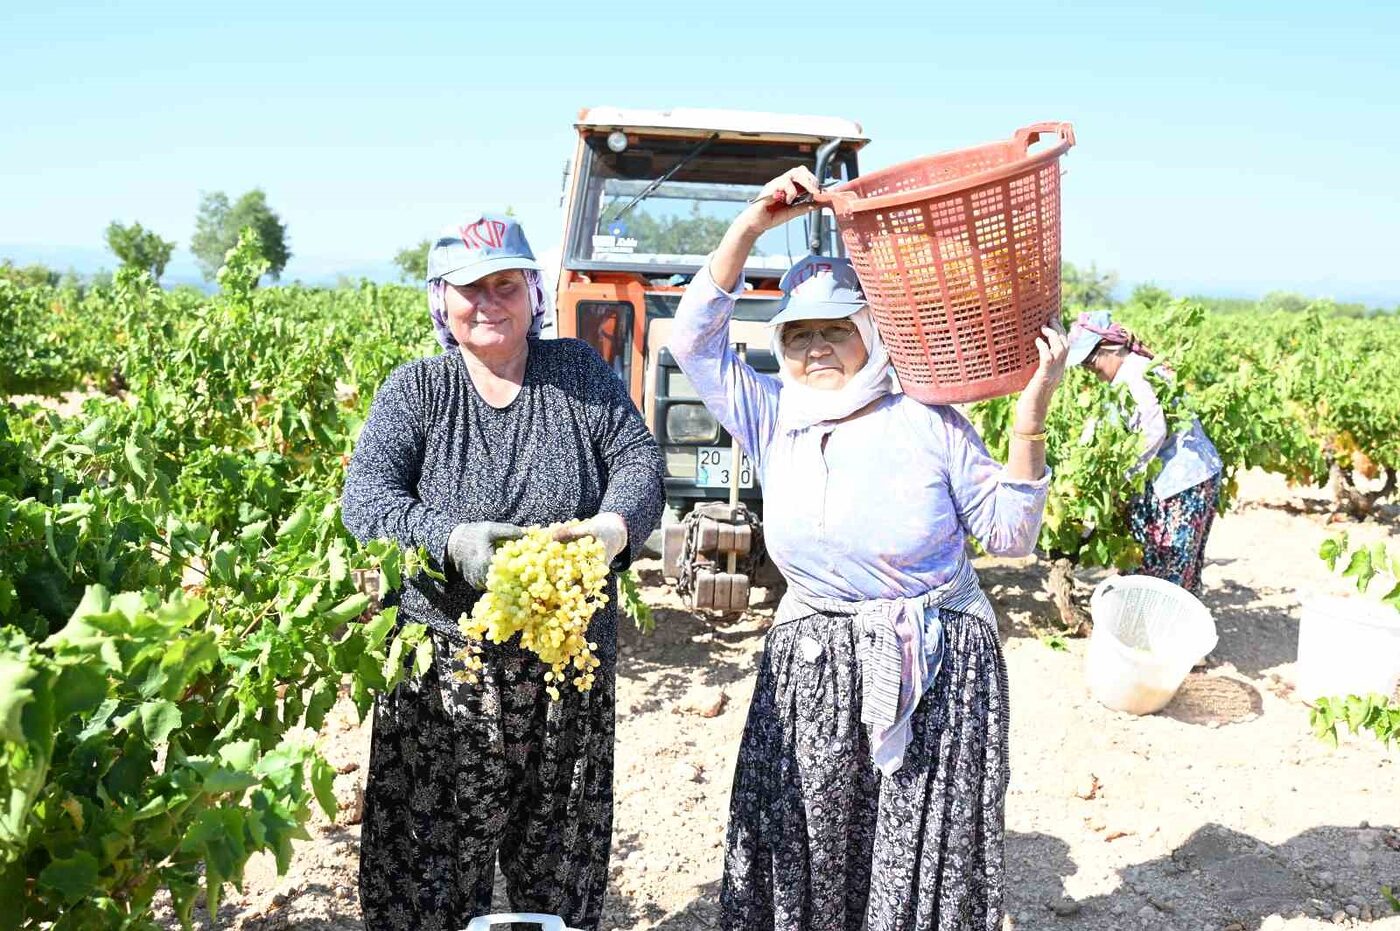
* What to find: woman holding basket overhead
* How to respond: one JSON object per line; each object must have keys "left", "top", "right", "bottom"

{"left": 668, "top": 167, "right": 1070, "bottom": 931}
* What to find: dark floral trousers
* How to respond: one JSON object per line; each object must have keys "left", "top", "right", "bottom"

{"left": 721, "top": 608, "right": 1012, "bottom": 931}
{"left": 1129, "top": 474, "right": 1223, "bottom": 596}
{"left": 359, "top": 631, "right": 615, "bottom": 931}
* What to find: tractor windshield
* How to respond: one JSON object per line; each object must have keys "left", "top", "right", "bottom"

{"left": 565, "top": 134, "right": 855, "bottom": 280}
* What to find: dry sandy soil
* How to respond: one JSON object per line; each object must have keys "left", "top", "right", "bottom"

{"left": 160, "top": 470, "right": 1399, "bottom": 931}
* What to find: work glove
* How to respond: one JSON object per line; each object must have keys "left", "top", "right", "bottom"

{"left": 554, "top": 512, "right": 629, "bottom": 567}
{"left": 446, "top": 521, "right": 526, "bottom": 590}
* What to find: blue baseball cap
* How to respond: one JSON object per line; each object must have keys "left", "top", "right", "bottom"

{"left": 1066, "top": 310, "right": 1113, "bottom": 367}
{"left": 427, "top": 213, "right": 540, "bottom": 286}
{"left": 768, "top": 255, "right": 867, "bottom": 328}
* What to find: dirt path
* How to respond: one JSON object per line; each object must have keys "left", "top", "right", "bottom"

{"left": 162, "top": 471, "right": 1400, "bottom": 931}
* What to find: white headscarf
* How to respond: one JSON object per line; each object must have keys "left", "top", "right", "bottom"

{"left": 771, "top": 306, "right": 897, "bottom": 431}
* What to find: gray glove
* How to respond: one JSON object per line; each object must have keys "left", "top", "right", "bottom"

{"left": 554, "top": 513, "right": 629, "bottom": 566}
{"left": 446, "top": 521, "right": 525, "bottom": 589}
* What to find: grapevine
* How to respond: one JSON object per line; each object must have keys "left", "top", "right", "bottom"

{"left": 1309, "top": 534, "right": 1400, "bottom": 748}
{"left": 0, "top": 233, "right": 439, "bottom": 930}
{"left": 2, "top": 228, "right": 1396, "bottom": 926}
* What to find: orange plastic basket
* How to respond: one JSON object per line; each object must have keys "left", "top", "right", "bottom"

{"left": 817, "top": 122, "right": 1076, "bottom": 405}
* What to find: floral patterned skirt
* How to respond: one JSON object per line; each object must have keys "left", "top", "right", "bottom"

{"left": 359, "top": 630, "right": 615, "bottom": 931}
{"left": 1129, "top": 474, "right": 1223, "bottom": 596}
{"left": 721, "top": 607, "right": 1011, "bottom": 931}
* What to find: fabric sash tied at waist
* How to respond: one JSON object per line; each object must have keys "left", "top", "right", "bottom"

{"left": 774, "top": 557, "right": 994, "bottom": 776}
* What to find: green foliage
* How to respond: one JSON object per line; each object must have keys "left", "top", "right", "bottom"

{"left": 190, "top": 189, "right": 291, "bottom": 284}
{"left": 1061, "top": 261, "right": 1118, "bottom": 311}
{"left": 103, "top": 222, "right": 175, "bottom": 282}
{"left": 0, "top": 261, "right": 60, "bottom": 290}
{"left": 604, "top": 200, "right": 731, "bottom": 255}
{"left": 393, "top": 238, "right": 431, "bottom": 283}
{"left": 1260, "top": 290, "right": 1311, "bottom": 314}
{"left": 0, "top": 242, "right": 447, "bottom": 929}
{"left": 1129, "top": 283, "right": 1172, "bottom": 310}
{"left": 1115, "top": 286, "right": 1400, "bottom": 495}
{"left": 0, "top": 400, "right": 438, "bottom": 927}
{"left": 2, "top": 254, "right": 1394, "bottom": 921}
{"left": 1311, "top": 693, "right": 1399, "bottom": 749}
{"left": 618, "top": 569, "right": 654, "bottom": 634}
{"left": 972, "top": 375, "right": 1148, "bottom": 570}
{"left": 1115, "top": 299, "right": 1330, "bottom": 494}
{"left": 969, "top": 286, "right": 1394, "bottom": 631}
{"left": 1319, "top": 534, "right": 1400, "bottom": 606}
{"left": 1188, "top": 291, "right": 1392, "bottom": 319}
{"left": 0, "top": 277, "right": 108, "bottom": 395}
{"left": 1310, "top": 534, "right": 1400, "bottom": 748}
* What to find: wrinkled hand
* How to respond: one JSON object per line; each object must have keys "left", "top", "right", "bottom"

{"left": 553, "top": 512, "right": 629, "bottom": 566}
{"left": 447, "top": 521, "right": 526, "bottom": 589}
{"left": 1015, "top": 317, "right": 1071, "bottom": 432}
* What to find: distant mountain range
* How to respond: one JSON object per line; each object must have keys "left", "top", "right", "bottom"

{"left": 3, "top": 242, "right": 1396, "bottom": 308}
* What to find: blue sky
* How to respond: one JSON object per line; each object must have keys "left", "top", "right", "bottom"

{"left": 2, "top": 0, "right": 1397, "bottom": 302}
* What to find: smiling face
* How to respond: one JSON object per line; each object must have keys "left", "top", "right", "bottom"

{"left": 443, "top": 269, "right": 532, "bottom": 355}
{"left": 779, "top": 317, "right": 870, "bottom": 389}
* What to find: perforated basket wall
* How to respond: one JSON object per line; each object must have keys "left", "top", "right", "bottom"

{"left": 822, "top": 123, "right": 1075, "bottom": 405}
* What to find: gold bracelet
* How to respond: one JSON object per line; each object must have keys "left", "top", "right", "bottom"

{"left": 1014, "top": 430, "right": 1048, "bottom": 443}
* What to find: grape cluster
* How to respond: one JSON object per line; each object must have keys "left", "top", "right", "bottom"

{"left": 459, "top": 524, "right": 610, "bottom": 700}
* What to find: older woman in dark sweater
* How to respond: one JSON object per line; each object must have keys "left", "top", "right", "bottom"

{"left": 341, "top": 214, "right": 664, "bottom": 931}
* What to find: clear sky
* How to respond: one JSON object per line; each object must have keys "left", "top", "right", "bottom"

{"left": 2, "top": 0, "right": 1397, "bottom": 302}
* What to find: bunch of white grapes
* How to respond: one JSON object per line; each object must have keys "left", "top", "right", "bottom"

{"left": 459, "top": 523, "right": 609, "bottom": 700}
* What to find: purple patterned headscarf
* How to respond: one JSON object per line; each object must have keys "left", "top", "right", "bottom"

{"left": 1072, "top": 312, "right": 1155, "bottom": 359}
{"left": 428, "top": 269, "right": 551, "bottom": 351}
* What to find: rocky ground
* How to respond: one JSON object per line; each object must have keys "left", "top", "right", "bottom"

{"left": 160, "top": 470, "right": 1399, "bottom": 931}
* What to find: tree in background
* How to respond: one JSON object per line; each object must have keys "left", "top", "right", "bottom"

{"left": 393, "top": 239, "right": 431, "bottom": 283}
{"left": 1260, "top": 291, "right": 1310, "bottom": 314}
{"left": 1130, "top": 282, "right": 1173, "bottom": 310}
{"left": 606, "top": 202, "right": 731, "bottom": 256}
{"left": 1061, "top": 260, "right": 1119, "bottom": 311}
{"left": 104, "top": 221, "right": 175, "bottom": 282}
{"left": 0, "top": 260, "right": 60, "bottom": 288}
{"left": 190, "top": 189, "right": 291, "bottom": 283}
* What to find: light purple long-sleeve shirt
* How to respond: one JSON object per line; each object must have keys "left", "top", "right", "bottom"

{"left": 669, "top": 264, "right": 1052, "bottom": 602}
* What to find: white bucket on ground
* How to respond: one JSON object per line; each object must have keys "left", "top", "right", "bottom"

{"left": 1086, "top": 575, "right": 1219, "bottom": 715}
{"left": 466, "top": 916, "right": 580, "bottom": 931}
{"left": 1296, "top": 593, "right": 1400, "bottom": 703}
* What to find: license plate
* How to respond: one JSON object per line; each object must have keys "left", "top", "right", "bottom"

{"left": 695, "top": 447, "right": 755, "bottom": 489}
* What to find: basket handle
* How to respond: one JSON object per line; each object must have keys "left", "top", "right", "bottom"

{"left": 814, "top": 121, "right": 1075, "bottom": 218}
{"left": 812, "top": 188, "right": 859, "bottom": 219}
{"left": 1013, "top": 122, "right": 1076, "bottom": 154}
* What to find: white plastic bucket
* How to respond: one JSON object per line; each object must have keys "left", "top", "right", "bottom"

{"left": 1086, "top": 575, "right": 1219, "bottom": 715}
{"left": 465, "top": 916, "right": 580, "bottom": 931}
{"left": 1296, "top": 593, "right": 1400, "bottom": 703}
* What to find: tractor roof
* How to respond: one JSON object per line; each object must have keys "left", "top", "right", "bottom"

{"left": 575, "top": 106, "right": 869, "bottom": 147}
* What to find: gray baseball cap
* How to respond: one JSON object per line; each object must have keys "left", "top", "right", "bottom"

{"left": 427, "top": 213, "right": 540, "bottom": 286}
{"left": 768, "top": 255, "right": 867, "bottom": 328}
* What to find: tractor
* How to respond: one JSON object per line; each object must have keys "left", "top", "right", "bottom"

{"left": 553, "top": 106, "right": 868, "bottom": 610}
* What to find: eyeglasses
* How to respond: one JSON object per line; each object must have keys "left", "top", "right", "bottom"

{"left": 780, "top": 323, "right": 859, "bottom": 351}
